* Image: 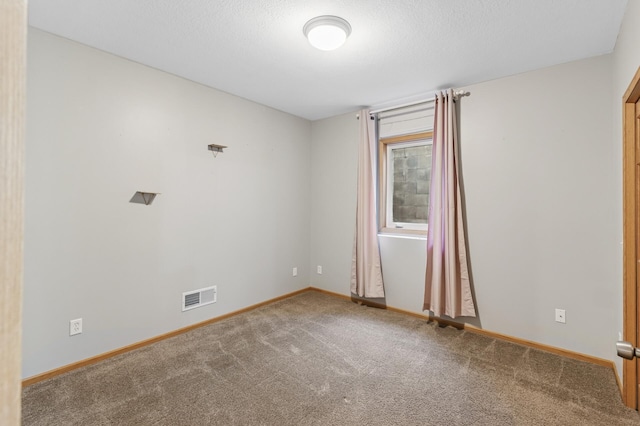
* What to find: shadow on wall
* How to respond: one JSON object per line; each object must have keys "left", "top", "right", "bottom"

{"left": 455, "top": 98, "right": 482, "bottom": 330}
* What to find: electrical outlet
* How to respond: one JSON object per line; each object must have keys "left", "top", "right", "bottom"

{"left": 292, "top": 267, "right": 298, "bottom": 277}
{"left": 555, "top": 309, "right": 566, "bottom": 324}
{"left": 70, "top": 318, "right": 82, "bottom": 336}
{"left": 317, "top": 265, "right": 323, "bottom": 274}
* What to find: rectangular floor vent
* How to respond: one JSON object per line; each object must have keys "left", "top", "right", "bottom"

{"left": 182, "top": 285, "right": 217, "bottom": 312}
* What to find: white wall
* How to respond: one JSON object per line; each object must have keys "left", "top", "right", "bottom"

{"left": 460, "top": 55, "right": 615, "bottom": 356}
{"left": 614, "top": 1, "right": 640, "bottom": 98}
{"left": 309, "top": 112, "right": 358, "bottom": 291}
{"left": 23, "top": 29, "right": 311, "bottom": 378}
{"left": 611, "top": 0, "right": 640, "bottom": 377}
{"left": 311, "top": 55, "right": 620, "bottom": 364}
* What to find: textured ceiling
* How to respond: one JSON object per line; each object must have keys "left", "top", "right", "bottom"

{"left": 28, "top": 0, "right": 628, "bottom": 121}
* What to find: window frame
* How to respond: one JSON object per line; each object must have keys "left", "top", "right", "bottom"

{"left": 378, "top": 131, "right": 433, "bottom": 235}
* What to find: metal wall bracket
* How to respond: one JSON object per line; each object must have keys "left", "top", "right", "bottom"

{"left": 129, "top": 191, "right": 159, "bottom": 205}
{"left": 208, "top": 144, "right": 227, "bottom": 157}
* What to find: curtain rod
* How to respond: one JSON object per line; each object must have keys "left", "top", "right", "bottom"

{"left": 369, "top": 90, "right": 471, "bottom": 115}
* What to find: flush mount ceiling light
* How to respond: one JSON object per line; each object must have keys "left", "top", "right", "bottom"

{"left": 303, "top": 15, "right": 351, "bottom": 51}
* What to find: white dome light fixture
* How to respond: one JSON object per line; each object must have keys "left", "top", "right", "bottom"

{"left": 303, "top": 15, "right": 351, "bottom": 51}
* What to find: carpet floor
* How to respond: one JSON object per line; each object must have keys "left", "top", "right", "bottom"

{"left": 22, "top": 291, "right": 640, "bottom": 425}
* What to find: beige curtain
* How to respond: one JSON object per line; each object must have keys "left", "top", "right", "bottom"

{"left": 423, "top": 90, "right": 476, "bottom": 318}
{"left": 350, "top": 110, "right": 385, "bottom": 298}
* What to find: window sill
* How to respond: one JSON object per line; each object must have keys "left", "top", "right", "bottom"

{"left": 378, "top": 232, "right": 427, "bottom": 241}
{"left": 380, "top": 227, "right": 426, "bottom": 236}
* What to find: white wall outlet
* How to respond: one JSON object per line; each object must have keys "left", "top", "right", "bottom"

{"left": 555, "top": 309, "right": 566, "bottom": 324}
{"left": 292, "top": 267, "right": 298, "bottom": 277}
{"left": 619, "top": 331, "right": 623, "bottom": 341}
{"left": 70, "top": 318, "right": 82, "bottom": 336}
{"left": 317, "top": 265, "right": 323, "bottom": 274}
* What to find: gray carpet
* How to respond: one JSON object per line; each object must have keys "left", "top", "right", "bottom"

{"left": 22, "top": 291, "right": 640, "bottom": 425}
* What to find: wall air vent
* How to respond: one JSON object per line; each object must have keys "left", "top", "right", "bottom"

{"left": 182, "top": 285, "right": 217, "bottom": 312}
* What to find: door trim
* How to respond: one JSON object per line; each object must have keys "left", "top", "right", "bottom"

{"left": 622, "top": 66, "right": 640, "bottom": 409}
{"left": 0, "top": 0, "right": 27, "bottom": 424}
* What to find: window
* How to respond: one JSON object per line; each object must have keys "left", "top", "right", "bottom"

{"left": 379, "top": 132, "right": 433, "bottom": 234}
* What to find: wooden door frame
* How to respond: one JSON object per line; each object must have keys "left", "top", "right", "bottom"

{"left": 623, "top": 66, "right": 640, "bottom": 409}
{"left": 0, "top": 1, "right": 26, "bottom": 425}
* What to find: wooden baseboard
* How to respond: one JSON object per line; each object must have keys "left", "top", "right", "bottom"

{"left": 24, "top": 285, "right": 622, "bottom": 396}
{"left": 309, "top": 286, "right": 352, "bottom": 301}
{"left": 613, "top": 362, "right": 623, "bottom": 395}
{"left": 310, "top": 287, "right": 389, "bottom": 310}
{"left": 22, "top": 288, "right": 309, "bottom": 387}
{"left": 464, "top": 324, "right": 614, "bottom": 368}
{"left": 308, "top": 287, "right": 620, "bottom": 385}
